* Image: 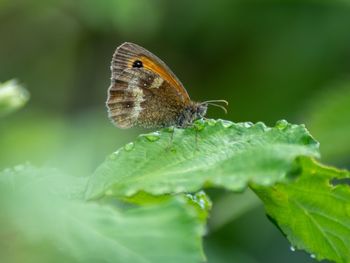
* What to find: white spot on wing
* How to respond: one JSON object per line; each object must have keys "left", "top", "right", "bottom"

{"left": 128, "top": 78, "right": 145, "bottom": 119}
{"left": 149, "top": 76, "right": 164, "bottom": 89}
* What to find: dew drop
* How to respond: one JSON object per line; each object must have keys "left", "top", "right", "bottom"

{"left": 109, "top": 152, "right": 118, "bottom": 160}
{"left": 187, "top": 191, "right": 212, "bottom": 211}
{"left": 310, "top": 254, "right": 316, "bottom": 259}
{"left": 199, "top": 199, "right": 206, "bottom": 209}
{"left": 170, "top": 147, "right": 177, "bottom": 153}
{"left": 255, "top": 122, "right": 267, "bottom": 130}
{"left": 207, "top": 119, "right": 216, "bottom": 126}
{"left": 290, "top": 246, "right": 295, "bottom": 252}
{"left": 241, "top": 122, "right": 253, "bottom": 128}
{"left": 124, "top": 142, "right": 135, "bottom": 151}
{"left": 194, "top": 119, "right": 206, "bottom": 131}
{"left": 276, "top": 119, "right": 288, "bottom": 130}
{"left": 221, "top": 120, "right": 233, "bottom": 128}
{"left": 143, "top": 131, "right": 161, "bottom": 142}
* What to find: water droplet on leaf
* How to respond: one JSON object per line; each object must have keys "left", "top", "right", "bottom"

{"left": 290, "top": 246, "right": 295, "bottom": 252}
{"left": 143, "top": 132, "right": 161, "bottom": 142}
{"left": 221, "top": 120, "right": 233, "bottom": 128}
{"left": 124, "top": 142, "right": 135, "bottom": 151}
{"left": 255, "top": 122, "right": 267, "bottom": 130}
{"left": 207, "top": 119, "right": 216, "bottom": 126}
{"left": 276, "top": 119, "right": 288, "bottom": 129}
{"left": 109, "top": 153, "right": 118, "bottom": 160}
{"left": 170, "top": 147, "right": 177, "bottom": 153}
{"left": 191, "top": 191, "right": 212, "bottom": 211}
{"left": 194, "top": 119, "right": 206, "bottom": 131}
{"left": 241, "top": 122, "right": 253, "bottom": 128}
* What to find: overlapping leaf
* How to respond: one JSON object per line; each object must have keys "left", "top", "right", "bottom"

{"left": 0, "top": 165, "right": 205, "bottom": 263}
{"left": 253, "top": 157, "right": 350, "bottom": 263}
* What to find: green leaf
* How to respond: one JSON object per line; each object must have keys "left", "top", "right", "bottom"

{"left": 0, "top": 79, "right": 29, "bottom": 117}
{"left": 0, "top": 165, "right": 205, "bottom": 263}
{"left": 86, "top": 119, "right": 319, "bottom": 200}
{"left": 253, "top": 157, "right": 350, "bottom": 263}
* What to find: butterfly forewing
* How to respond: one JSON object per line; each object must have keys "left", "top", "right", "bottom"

{"left": 107, "top": 42, "right": 192, "bottom": 128}
{"left": 111, "top": 42, "right": 190, "bottom": 102}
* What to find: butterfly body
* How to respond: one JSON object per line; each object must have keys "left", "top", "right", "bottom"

{"left": 107, "top": 42, "right": 217, "bottom": 129}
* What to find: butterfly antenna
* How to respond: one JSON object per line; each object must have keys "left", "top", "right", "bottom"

{"left": 206, "top": 103, "right": 228, "bottom": 114}
{"left": 201, "top": 99, "right": 228, "bottom": 114}
{"left": 202, "top": 99, "right": 229, "bottom": 105}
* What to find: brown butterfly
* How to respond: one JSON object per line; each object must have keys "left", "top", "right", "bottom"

{"left": 106, "top": 42, "right": 227, "bottom": 129}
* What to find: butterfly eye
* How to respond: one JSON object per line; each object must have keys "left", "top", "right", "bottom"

{"left": 132, "top": 60, "right": 143, "bottom": 68}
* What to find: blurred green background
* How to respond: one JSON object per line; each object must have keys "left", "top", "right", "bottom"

{"left": 1, "top": 0, "right": 350, "bottom": 262}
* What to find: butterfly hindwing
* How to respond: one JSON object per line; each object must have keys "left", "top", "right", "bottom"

{"left": 107, "top": 68, "right": 152, "bottom": 128}
{"left": 107, "top": 66, "right": 189, "bottom": 128}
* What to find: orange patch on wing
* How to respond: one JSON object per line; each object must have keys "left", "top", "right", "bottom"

{"left": 140, "top": 56, "right": 190, "bottom": 103}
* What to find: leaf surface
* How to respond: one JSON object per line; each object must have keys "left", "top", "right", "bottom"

{"left": 86, "top": 119, "right": 319, "bottom": 199}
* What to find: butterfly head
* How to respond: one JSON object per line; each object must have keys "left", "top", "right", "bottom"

{"left": 177, "top": 102, "right": 208, "bottom": 128}
{"left": 177, "top": 99, "right": 228, "bottom": 128}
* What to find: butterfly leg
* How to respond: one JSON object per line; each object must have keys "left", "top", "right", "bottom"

{"left": 194, "top": 129, "right": 199, "bottom": 152}
{"left": 166, "top": 126, "right": 176, "bottom": 152}
{"left": 193, "top": 118, "right": 206, "bottom": 152}
{"left": 186, "top": 122, "right": 201, "bottom": 152}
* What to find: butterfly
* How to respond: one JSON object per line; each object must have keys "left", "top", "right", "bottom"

{"left": 106, "top": 42, "right": 228, "bottom": 129}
